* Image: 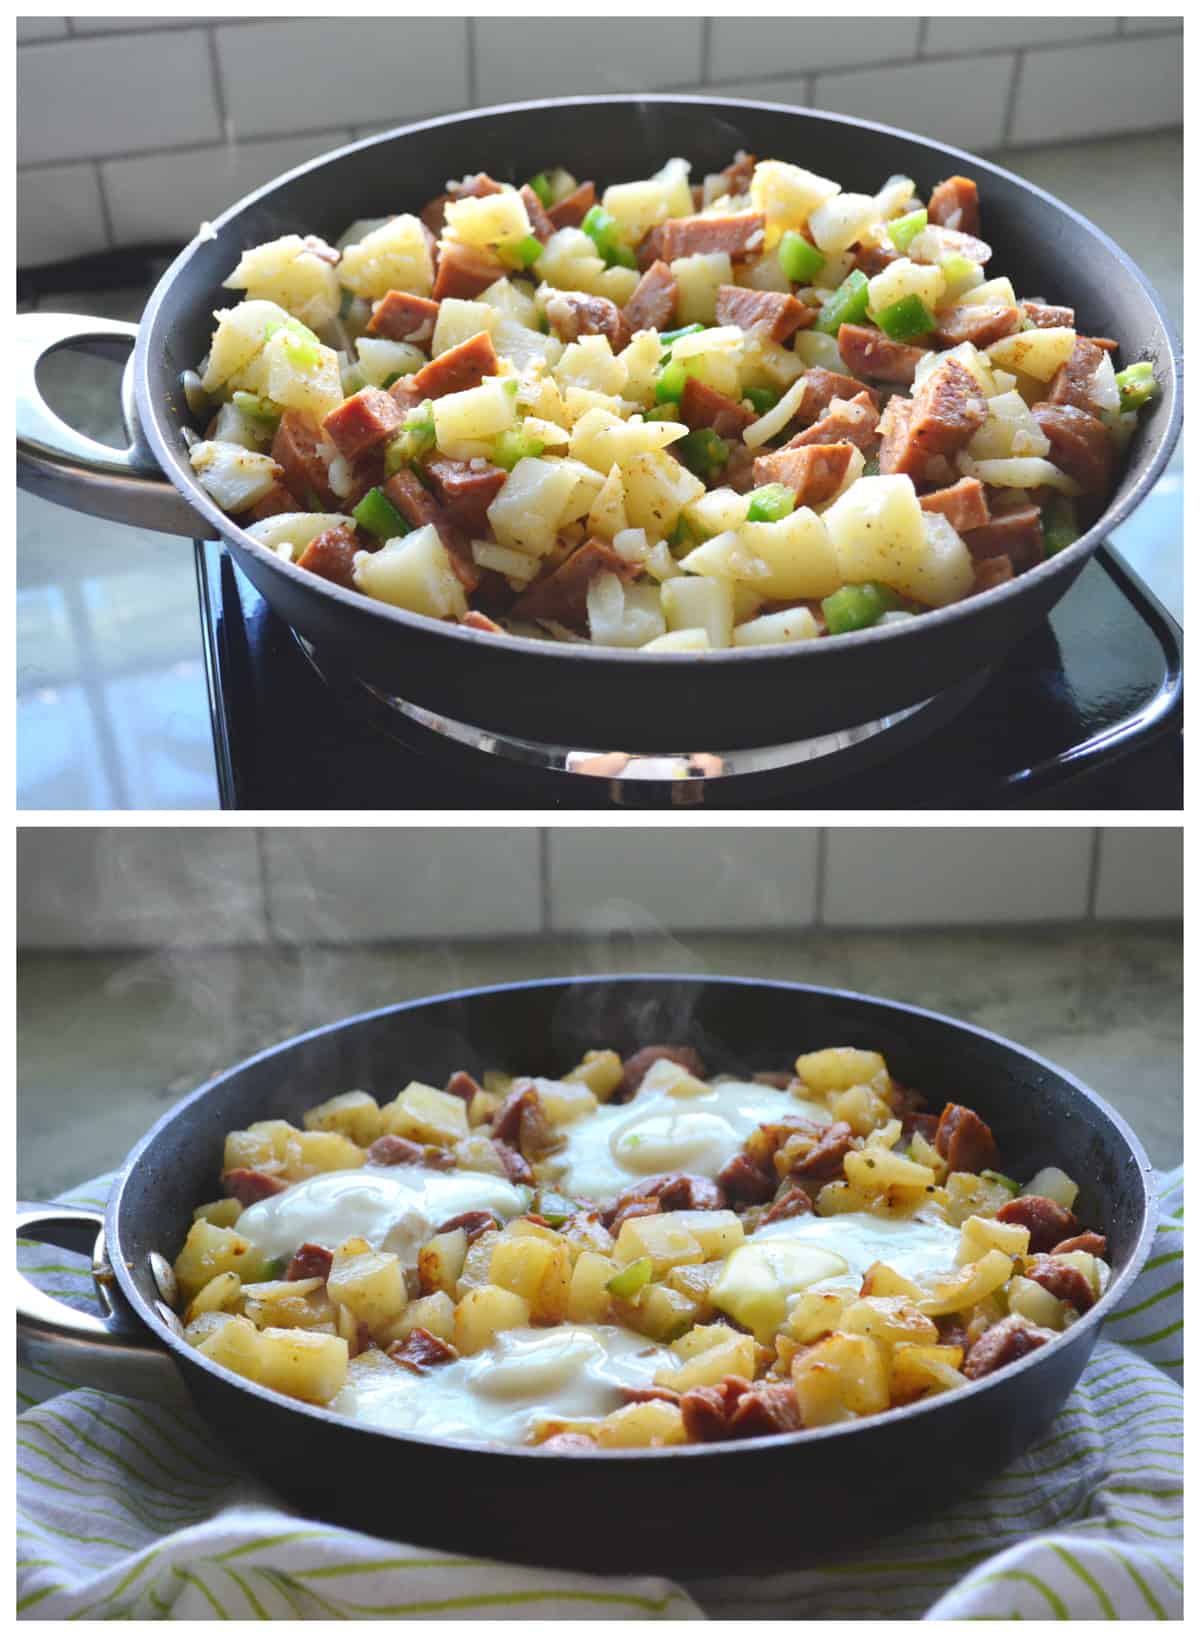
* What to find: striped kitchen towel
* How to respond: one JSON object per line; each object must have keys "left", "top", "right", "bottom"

{"left": 17, "top": 1170, "right": 1181, "bottom": 1620}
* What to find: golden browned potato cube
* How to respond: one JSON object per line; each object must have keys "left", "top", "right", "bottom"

{"left": 174, "top": 1220, "right": 269, "bottom": 1302}
{"left": 594, "top": 1399, "right": 687, "bottom": 1448}
{"left": 665, "top": 1260, "right": 725, "bottom": 1316}
{"left": 489, "top": 1235, "right": 572, "bottom": 1323}
{"left": 791, "top": 1331, "right": 889, "bottom": 1424}
{"left": 253, "top": 1326, "right": 349, "bottom": 1402}
{"left": 889, "top": 1342, "right": 966, "bottom": 1404}
{"left": 243, "top": 1286, "right": 335, "bottom": 1333}
{"left": 840, "top": 1296, "right": 939, "bottom": 1349}
{"left": 184, "top": 1309, "right": 238, "bottom": 1348}
{"left": 456, "top": 1228, "right": 502, "bottom": 1295}
{"left": 192, "top": 1198, "right": 243, "bottom": 1229}
{"left": 1007, "top": 1274, "right": 1067, "bottom": 1331}
{"left": 303, "top": 1090, "right": 383, "bottom": 1147}
{"left": 843, "top": 1148, "right": 937, "bottom": 1198}
{"left": 787, "top": 1288, "right": 855, "bottom": 1344}
{"left": 858, "top": 1261, "right": 923, "bottom": 1300}
{"left": 566, "top": 1250, "right": 616, "bottom": 1324}
{"left": 380, "top": 1291, "right": 456, "bottom": 1347}
{"left": 535, "top": 1080, "right": 598, "bottom": 1126}
{"left": 183, "top": 1271, "right": 243, "bottom": 1324}
{"left": 795, "top": 1047, "right": 887, "bottom": 1095}
{"left": 623, "top": 1281, "right": 699, "bottom": 1342}
{"left": 614, "top": 1213, "right": 705, "bottom": 1275}
{"left": 830, "top": 1083, "right": 894, "bottom": 1137}
{"left": 241, "top": 1276, "right": 323, "bottom": 1302}
{"left": 638, "top": 1059, "right": 709, "bottom": 1099}
{"left": 559, "top": 1214, "right": 616, "bottom": 1259}
{"left": 674, "top": 1321, "right": 742, "bottom": 1360}
{"left": 196, "top": 1312, "right": 263, "bottom": 1375}
{"left": 418, "top": 1227, "right": 469, "bottom": 1296}
{"left": 327, "top": 1244, "right": 407, "bottom": 1333}
{"left": 956, "top": 1214, "right": 1030, "bottom": 1266}
{"left": 908, "top": 1130, "right": 947, "bottom": 1178}
{"left": 917, "top": 1249, "right": 1013, "bottom": 1316}
{"left": 656, "top": 1332, "right": 759, "bottom": 1392}
{"left": 468, "top": 1089, "right": 503, "bottom": 1127}
{"left": 942, "top": 1170, "right": 1016, "bottom": 1226}
{"left": 667, "top": 1209, "right": 744, "bottom": 1261}
{"left": 563, "top": 1049, "right": 624, "bottom": 1102}
{"left": 454, "top": 1134, "right": 509, "bottom": 1176}
{"left": 382, "top": 1081, "right": 470, "bottom": 1148}
{"left": 453, "top": 1284, "right": 531, "bottom": 1354}
{"left": 223, "top": 1120, "right": 295, "bottom": 1173}
{"left": 285, "top": 1129, "right": 365, "bottom": 1179}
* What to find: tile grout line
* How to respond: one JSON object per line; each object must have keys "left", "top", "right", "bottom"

{"left": 1001, "top": 49, "right": 1025, "bottom": 149}
{"left": 1085, "top": 830, "right": 1103, "bottom": 921}
{"left": 915, "top": 17, "right": 930, "bottom": 56}
{"left": 254, "top": 830, "right": 278, "bottom": 946}
{"left": 699, "top": 17, "right": 712, "bottom": 84}
{"left": 92, "top": 162, "right": 116, "bottom": 252}
{"left": 206, "top": 25, "right": 230, "bottom": 142}
{"left": 538, "top": 830, "right": 552, "bottom": 934}
{"left": 813, "top": 829, "right": 829, "bottom": 927}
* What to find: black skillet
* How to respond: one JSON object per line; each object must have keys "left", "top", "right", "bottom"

{"left": 17, "top": 975, "right": 1156, "bottom": 1576}
{"left": 15, "top": 96, "right": 1181, "bottom": 752}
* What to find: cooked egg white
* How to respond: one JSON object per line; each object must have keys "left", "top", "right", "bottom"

{"left": 331, "top": 1323, "right": 676, "bottom": 1445}
{"left": 235, "top": 1166, "right": 528, "bottom": 1264}
{"left": 544, "top": 1077, "right": 829, "bottom": 1204}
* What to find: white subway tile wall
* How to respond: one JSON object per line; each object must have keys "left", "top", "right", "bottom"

{"left": 16, "top": 15, "right": 1182, "bottom": 265}
{"left": 15, "top": 829, "right": 1180, "bottom": 949}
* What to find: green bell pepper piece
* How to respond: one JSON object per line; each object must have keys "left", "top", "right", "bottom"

{"left": 1042, "top": 494, "right": 1080, "bottom": 558}
{"left": 887, "top": 208, "right": 927, "bottom": 253}
{"left": 352, "top": 486, "right": 410, "bottom": 540}
{"left": 535, "top": 1191, "right": 578, "bottom": 1228}
{"left": 743, "top": 385, "right": 779, "bottom": 416}
{"left": 384, "top": 406, "right": 436, "bottom": 474}
{"left": 232, "top": 391, "right": 281, "bottom": 428}
{"left": 659, "top": 323, "right": 707, "bottom": 348}
{"left": 654, "top": 357, "right": 691, "bottom": 404}
{"left": 814, "top": 270, "right": 870, "bottom": 335}
{"left": 581, "top": 204, "right": 633, "bottom": 269}
{"left": 526, "top": 171, "right": 554, "bottom": 209}
{"left": 1115, "top": 360, "right": 1156, "bottom": 413}
{"left": 493, "top": 426, "right": 545, "bottom": 471}
{"left": 745, "top": 483, "right": 796, "bottom": 523}
{"left": 678, "top": 427, "right": 730, "bottom": 478}
{"left": 645, "top": 403, "right": 682, "bottom": 422}
{"left": 981, "top": 1169, "right": 1021, "bottom": 1197}
{"left": 821, "top": 581, "right": 903, "bottom": 635}
{"left": 875, "top": 294, "right": 937, "bottom": 342}
{"left": 505, "top": 234, "right": 544, "bottom": 269}
{"left": 778, "top": 230, "right": 825, "bottom": 284}
{"left": 606, "top": 1257, "right": 653, "bottom": 1299}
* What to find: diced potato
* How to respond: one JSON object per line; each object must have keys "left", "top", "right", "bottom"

{"left": 1007, "top": 1274, "right": 1067, "bottom": 1331}
{"left": 1021, "top": 1167, "right": 1079, "bottom": 1211}
{"left": 284, "top": 1129, "right": 365, "bottom": 1180}
{"left": 382, "top": 1081, "right": 470, "bottom": 1148}
{"left": 750, "top": 160, "right": 841, "bottom": 249}
{"left": 454, "top": 1135, "right": 509, "bottom": 1177}
{"left": 585, "top": 464, "right": 629, "bottom": 540}
{"left": 456, "top": 1228, "right": 502, "bottom": 1294}
{"left": 733, "top": 607, "right": 821, "bottom": 647}
{"left": 713, "top": 1237, "right": 850, "bottom": 1343}
{"left": 594, "top": 1398, "right": 687, "bottom": 1448}
{"left": 673, "top": 1321, "right": 742, "bottom": 1360}
{"left": 671, "top": 252, "right": 734, "bottom": 325}
{"left": 942, "top": 1170, "right": 1017, "bottom": 1227}
{"left": 489, "top": 1235, "right": 572, "bottom": 1323}
{"left": 586, "top": 574, "right": 666, "bottom": 648}
{"left": 223, "top": 1120, "right": 295, "bottom": 1172}
{"left": 826, "top": 476, "right": 974, "bottom": 606}
{"left": 190, "top": 441, "right": 281, "bottom": 515}
{"left": 192, "top": 1198, "right": 243, "bottom": 1229}
{"left": 602, "top": 157, "right": 693, "bottom": 242}
{"left": 476, "top": 275, "right": 540, "bottom": 329}
{"left": 844, "top": 1148, "right": 938, "bottom": 1198}
{"left": 708, "top": 509, "right": 838, "bottom": 602}
{"left": 957, "top": 1214, "right": 1030, "bottom": 1266}
{"left": 432, "top": 298, "right": 497, "bottom": 358}
{"left": 535, "top": 229, "right": 608, "bottom": 297}
{"left": 622, "top": 449, "right": 706, "bottom": 537}
{"left": 889, "top": 1342, "right": 966, "bottom": 1404}
{"left": 986, "top": 327, "right": 1077, "bottom": 382}
{"left": 867, "top": 256, "right": 946, "bottom": 318}
{"left": 211, "top": 400, "right": 268, "bottom": 453}
{"left": 494, "top": 318, "right": 563, "bottom": 374}
{"left": 432, "top": 378, "right": 515, "bottom": 462}
{"left": 174, "top": 1220, "right": 268, "bottom": 1302}
{"left": 788, "top": 1287, "right": 855, "bottom": 1343}
{"left": 661, "top": 573, "right": 734, "bottom": 647}
{"left": 327, "top": 1244, "right": 407, "bottom": 1333}
{"left": 246, "top": 512, "right": 356, "bottom": 564}
{"left": 251, "top": 1326, "right": 349, "bottom": 1403}
{"left": 241, "top": 327, "right": 343, "bottom": 422}
{"left": 340, "top": 214, "right": 434, "bottom": 300}
{"left": 916, "top": 1249, "right": 1014, "bottom": 1317}
{"left": 381, "top": 1290, "right": 456, "bottom": 1346}
{"left": 958, "top": 275, "right": 1017, "bottom": 309}
{"left": 865, "top": 1117, "right": 901, "bottom": 1151}
{"left": 625, "top": 1281, "right": 701, "bottom": 1342}
{"left": 303, "top": 1090, "right": 382, "bottom": 1147}
{"left": 859, "top": 1261, "right": 923, "bottom": 1301}
{"left": 620, "top": 330, "right": 664, "bottom": 406}
{"left": 1052, "top": 1250, "right": 1105, "bottom": 1301}
{"left": 418, "top": 1228, "right": 469, "bottom": 1296}
{"left": 615, "top": 1214, "right": 705, "bottom": 1275}
{"left": 566, "top": 1251, "right": 617, "bottom": 1324}
{"left": 184, "top": 1309, "right": 238, "bottom": 1348}
{"left": 196, "top": 1312, "right": 264, "bottom": 1375}
{"left": 202, "top": 300, "right": 292, "bottom": 391}
{"left": 533, "top": 1079, "right": 598, "bottom": 1126}
{"left": 453, "top": 1284, "right": 531, "bottom": 1354}
{"left": 355, "top": 522, "right": 471, "bottom": 619}
{"left": 224, "top": 236, "right": 343, "bottom": 331}
{"left": 183, "top": 1271, "right": 243, "bottom": 1324}
{"left": 909, "top": 1129, "right": 947, "bottom": 1179}
{"left": 555, "top": 334, "right": 627, "bottom": 397}
{"left": 664, "top": 1261, "right": 725, "bottom": 1317}
{"left": 487, "top": 456, "right": 579, "bottom": 556}
{"left": 241, "top": 1276, "right": 322, "bottom": 1303}
{"left": 792, "top": 1331, "right": 889, "bottom": 1424}
{"left": 665, "top": 1210, "right": 744, "bottom": 1261}
{"left": 796, "top": 1047, "right": 887, "bottom": 1094}
{"left": 684, "top": 486, "right": 750, "bottom": 536}
{"left": 569, "top": 407, "right": 686, "bottom": 475}
{"left": 356, "top": 336, "right": 424, "bottom": 389}
{"left": 830, "top": 1083, "right": 894, "bottom": 1138}
{"left": 840, "top": 1295, "right": 939, "bottom": 1349}
{"left": 563, "top": 1049, "right": 624, "bottom": 1103}
{"left": 810, "top": 192, "right": 881, "bottom": 255}
{"left": 914, "top": 340, "right": 1000, "bottom": 400}
{"left": 814, "top": 1180, "right": 876, "bottom": 1218}
{"left": 639, "top": 1058, "right": 710, "bottom": 1100}
{"left": 445, "top": 188, "right": 531, "bottom": 249}
{"left": 655, "top": 1333, "right": 758, "bottom": 1392}
{"left": 968, "top": 390, "right": 1051, "bottom": 461}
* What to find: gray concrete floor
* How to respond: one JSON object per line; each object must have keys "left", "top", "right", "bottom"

{"left": 18, "top": 925, "right": 1180, "bottom": 1198}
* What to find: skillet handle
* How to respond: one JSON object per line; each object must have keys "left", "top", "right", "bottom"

{"left": 16, "top": 310, "right": 203, "bottom": 537}
{"left": 17, "top": 1201, "right": 187, "bottom": 1403}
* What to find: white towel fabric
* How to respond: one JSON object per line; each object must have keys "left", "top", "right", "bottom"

{"left": 17, "top": 1170, "right": 1182, "bottom": 1620}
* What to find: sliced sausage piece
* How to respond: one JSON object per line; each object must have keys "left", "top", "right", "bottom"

{"left": 424, "top": 457, "right": 508, "bottom": 535}
{"left": 436, "top": 1210, "right": 501, "bottom": 1244}
{"left": 719, "top": 150, "right": 758, "bottom": 196}
{"left": 716, "top": 1152, "right": 776, "bottom": 1204}
{"left": 244, "top": 480, "right": 301, "bottom": 522}
{"left": 286, "top": 1243, "right": 334, "bottom": 1282}
{"left": 964, "top": 504, "right": 1043, "bottom": 572}
{"left": 295, "top": 522, "right": 364, "bottom": 591}
{"left": 1022, "top": 300, "right": 1075, "bottom": 330}
{"left": 619, "top": 1384, "right": 682, "bottom": 1406}
{"left": 388, "top": 1327, "right": 460, "bottom": 1373}
{"left": 322, "top": 386, "right": 404, "bottom": 462}
{"left": 460, "top": 609, "right": 504, "bottom": 633}
{"left": 660, "top": 211, "right": 766, "bottom": 263}
{"left": 751, "top": 440, "right": 857, "bottom": 508}
{"left": 760, "top": 1185, "right": 815, "bottom": 1225}
{"left": 637, "top": 224, "right": 667, "bottom": 272}
{"left": 878, "top": 358, "right": 987, "bottom": 478}
{"left": 493, "top": 1139, "right": 533, "bottom": 1185}
{"left": 546, "top": 180, "right": 596, "bottom": 231}
{"left": 963, "top": 1314, "right": 1056, "bottom": 1379}
{"left": 539, "top": 1432, "right": 598, "bottom": 1452}
{"left": 854, "top": 241, "right": 899, "bottom": 277}
{"left": 1030, "top": 402, "right": 1113, "bottom": 495}
{"left": 380, "top": 468, "right": 480, "bottom": 592}
{"left": 622, "top": 260, "right": 678, "bottom": 335}
{"left": 366, "top": 290, "right": 440, "bottom": 346}
{"left": 491, "top": 1082, "right": 555, "bottom": 1160}
{"left": 714, "top": 284, "right": 814, "bottom": 344}
{"left": 838, "top": 322, "right": 928, "bottom": 386}
{"left": 448, "top": 172, "right": 506, "bottom": 201}
{"left": 367, "top": 1134, "right": 425, "bottom": 1166}
{"left": 222, "top": 1168, "right": 288, "bottom": 1206}
{"left": 797, "top": 367, "right": 880, "bottom": 423}
{"left": 679, "top": 1376, "right": 751, "bottom": 1442}
{"left": 410, "top": 329, "right": 500, "bottom": 400}
{"left": 995, "top": 1194, "right": 1079, "bottom": 1254}
{"left": 510, "top": 538, "right": 637, "bottom": 631}
{"left": 617, "top": 1045, "right": 707, "bottom": 1099}
{"left": 1051, "top": 1231, "right": 1107, "bottom": 1258}
{"left": 728, "top": 1382, "right": 803, "bottom": 1437}
{"left": 973, "top": 555, "right": 1014, "bottom": 593}
{"left": 788, "top": 1120, "right": 855, "bottom": 1183}
{"left": 444, "top": 1069, "right": 483, "bottom": 1103}
{"left": 605, "top": 1172, "right": 727, "bottom": 1227}
{"left": 928, "top": 175, "right": 981, "bottom": 236}
{"left": 919, "top": 476, "right": 990, "bottom": 535}
{"left": 1025, "top": 1255, "right": 1096, "bottom": 1313}
{"left": 788, "top": 392, "right": 879, "bottom": 453}
{"left": 1047, "top": 336, "right": 1109, "bottom": 413}
{"left": 680, "top": 376, "right": 757, "bottom": 440}
{"left": 271, "top": 411, "right": 338, "bottom": 508}
{"left": 543, "top": 289, "right": 630, "bottom": 353}
{"left": 934, "top": 1103, "right": 999, "bottom": 1174}
{"left": 519, "top": 183, "right": 555, "bottom": 243}
{"left": 935, "top": 304, "right": 1020, "bottom": 349}
{"left": 432, "top": 240, "right": 506, "bottom": 301}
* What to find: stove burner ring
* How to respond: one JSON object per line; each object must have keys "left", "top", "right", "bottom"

{"left": 293, "top": 632, "right": 982, "bottom": 794}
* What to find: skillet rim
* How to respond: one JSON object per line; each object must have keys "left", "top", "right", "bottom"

{"left": 133, "top": 93, "right": 1182, "bottom": 671}
{"left": 107, "top": 972, "right": 1159, "bottom": 1462}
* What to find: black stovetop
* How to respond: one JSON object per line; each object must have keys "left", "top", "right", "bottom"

{"left": 196, "top": 543, "right": 1182, "bottom": 810}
